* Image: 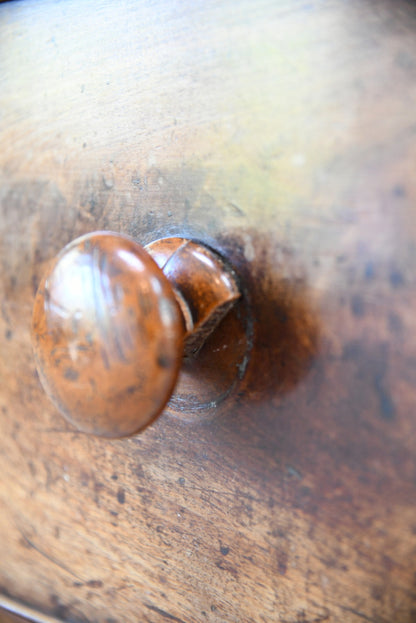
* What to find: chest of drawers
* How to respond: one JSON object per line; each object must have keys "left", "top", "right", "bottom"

{"left": 1, "top": 1, "right": 416, "bottom": 621}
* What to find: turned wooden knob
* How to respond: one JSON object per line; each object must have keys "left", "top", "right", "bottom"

{"left": 32, "top": 232, "right": 239, "bottom": 438}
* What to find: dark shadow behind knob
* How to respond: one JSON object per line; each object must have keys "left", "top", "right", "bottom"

{"left": 32, "top": 231, "right": 239, "bottom": 438}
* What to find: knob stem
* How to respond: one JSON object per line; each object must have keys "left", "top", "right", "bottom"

{"left": 146, "top": 238, "right": 240, "bottom": 356}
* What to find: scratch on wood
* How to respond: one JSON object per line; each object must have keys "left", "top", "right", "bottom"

{"left": 183, "top": 483, "right": 260, "bottom": 503}
{"left": 280, "top": 618, "right": 330, "bottom": 623}
{"left": 226, "top": 200, "right": 245, "bottom": 216}
{"left": 17, "top": 526, "right": 83, "bottom": 581}
{"left": 145, "top": 604, "right": 187, "bottom": 623}
{"left": 339, "top": 606, "right": 380, "bottom": 622}
{"left": 279, "top": 610, "right": 330, "bottom": 623}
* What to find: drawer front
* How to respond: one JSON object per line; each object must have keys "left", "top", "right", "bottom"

{"left": 1, "top": 1, "right": 416, "bottom": 622}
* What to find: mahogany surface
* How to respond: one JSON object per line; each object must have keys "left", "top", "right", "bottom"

{"left": 1, "top": 1, "right": 416, "bottom": 622}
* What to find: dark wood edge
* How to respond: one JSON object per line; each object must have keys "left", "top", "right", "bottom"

{"left": 0, "top": 596, "right": 63, "bottom": 623}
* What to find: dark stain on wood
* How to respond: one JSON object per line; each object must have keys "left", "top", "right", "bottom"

{"left": 219, "top": 544, "right": 229, "bottom": 556}
{"left": 389, "top": 269, "right": 405, "bottom": 289}
{"left": 277, "top": 552, "right": 288, "bottom": 576}
{"left": 217, "top": 229, "right": 320, "bottom": 402}
{"left": 351, "top": 294, "right": 366, "bottom": 317}
{"left": 64, "top": 368, "right": 79, "bottom": 382}
{"left": 85, "top": 580, "right": 103, "bottom": 589}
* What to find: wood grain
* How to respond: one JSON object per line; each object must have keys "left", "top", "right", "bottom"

{"left": 1, "top": 0, "right": 416, "bottom": 622}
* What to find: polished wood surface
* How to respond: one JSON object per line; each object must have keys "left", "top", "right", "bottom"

{"left": 1, "top": 0, "right": 416, "bottom": 621}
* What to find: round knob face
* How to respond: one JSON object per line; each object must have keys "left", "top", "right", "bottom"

{"left": 32, "top": 232, "right": 184, "bottom": 438}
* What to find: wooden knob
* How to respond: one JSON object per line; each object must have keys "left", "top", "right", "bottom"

{"left": 32, "top": 232, "right": 239, "bottom": 438}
